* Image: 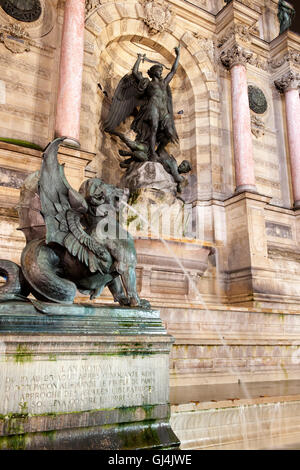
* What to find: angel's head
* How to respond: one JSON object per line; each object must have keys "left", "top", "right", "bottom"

{"left": 147, "top": 65, "right": 163, "bottom": 79}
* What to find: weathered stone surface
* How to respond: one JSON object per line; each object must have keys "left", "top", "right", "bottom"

{"left": 121, "top": 161, "right": 177, "bottom": 195}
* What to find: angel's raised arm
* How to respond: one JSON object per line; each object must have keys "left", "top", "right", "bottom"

{"left": 132, "top": 53, "right": 146, "bottom": 81}
{"left": 165, "top": 45, "right": 180, "bottom": 85}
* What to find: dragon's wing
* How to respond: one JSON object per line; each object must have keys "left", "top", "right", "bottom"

{"left": 39, "top": 138, "right": 106, "bottom": 273}
{"left": 104, "top": 73, "right": 148, "bottom": 132}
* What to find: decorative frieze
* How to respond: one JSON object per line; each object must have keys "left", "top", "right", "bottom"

{"left": 266, "top": 222, "right": 293, "bottom": 240}
{"left": 269, "top": 50, "right": 300, "bottom": 70}
{"left": 274, "top": 71, "right": 300, "bottom": 93}
{"left": 220, "top": 44, "right": 252, "bottom": 69}
{"left": 248, "top": 53, "right": 269, "bottom": 72}
{"left": 217, "top": 23, "right": 252, "bottom": 48}
{"left": 139, "top": 0, "right": 173, "bottom": 35}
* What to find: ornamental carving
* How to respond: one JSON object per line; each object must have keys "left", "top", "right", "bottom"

{"left": 218, "top": 23, "right": 252, "bottom": 48}
{"left": 251, "top": 115, "right": 265, "bottom": 138}
{"left": 269, "top": 50, "right": 300, "bottom": 69}
{"left": 248, "top": 86, "right": 268, "bottom": 114}
{"left": 140, "top": 0, "right": 173, "bottom": 35}
{"left": 193, "top": 34, "right": 215, "bottom": 65}
{"left": 274, "top": 71, "right": 300, "bottom": 93}
{"left": 85, "top": 0, "right": 101, "bottom": 18}
{"left": 248, "top": 53, "right": 269, "bottom": 72}
{"left": 0, "top": 23, "right": 31, "bottom": 53}
{"left": 220, "top": 44, "right": 252, "bottom": 69}
{"left": 1, "top": 0, "right": 41, "bottom": 23}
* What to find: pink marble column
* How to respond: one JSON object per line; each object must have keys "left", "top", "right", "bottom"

{"left": 55, "top": 0, "right": 85, "bottom": 148}
{"left": 221, "top": 45, "right": 257, "bottom": 193}
{"left": 275, "top": 72, "right": 300, "bottom": 208}
{"left": 285, "top": 89, "right": 300, "bottom": 207}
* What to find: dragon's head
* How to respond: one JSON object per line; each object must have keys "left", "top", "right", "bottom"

{"left": 79, "top": 178, "right": 124, "bottom": 217}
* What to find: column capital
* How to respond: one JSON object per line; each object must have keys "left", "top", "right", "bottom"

{"left": 220, "top": 43, "right": 253, "bottom": 70}
{"left": 275, "top": 70, "right": 300, "bottom": 93}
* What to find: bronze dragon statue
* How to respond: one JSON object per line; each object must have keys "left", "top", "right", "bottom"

{"left": 0, "top": 137, "right": 150, "bottom": 309}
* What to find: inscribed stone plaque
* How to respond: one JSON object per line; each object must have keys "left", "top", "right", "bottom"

{"left": 0, "top": 354, "right": 169, "bottom": 415}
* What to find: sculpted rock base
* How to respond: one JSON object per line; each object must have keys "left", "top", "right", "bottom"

{"left": 121, "top": 161, "right": 178, "bottom": 195}
{"left": 121, "top": 162, "right": 189, "bottom": 239}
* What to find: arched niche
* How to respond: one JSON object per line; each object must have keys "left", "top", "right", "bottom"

{"left": 81, "top": 2, "right": 219, "bottom": 195}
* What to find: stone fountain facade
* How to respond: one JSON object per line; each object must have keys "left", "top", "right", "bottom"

{"left": 0, "top": 0, "right": 300, "bottom": 450}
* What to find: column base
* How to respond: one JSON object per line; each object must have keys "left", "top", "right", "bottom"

{"left": 55, "top": 135, "right": 80, "bottom": 149}
{"left": 294, "top": 200, "right": 300, "bottom": 210}
{"left": 235, "top": 184, "right": 257, "bottom": 194}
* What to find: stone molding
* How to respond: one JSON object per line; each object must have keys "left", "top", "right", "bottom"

{"left": 220, "top": 43, "right": 253, "bottom": 69}
{"left": 274, "top": 70, "right": 300, "bottom": 93}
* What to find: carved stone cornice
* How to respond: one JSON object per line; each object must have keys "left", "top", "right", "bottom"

{"left": 217, "top": 23, "right": 252, "bottom": 48}
{"left": 274, "top": 70, "right": 300, "bottom": 93}
{"left": 269, "top": 49, "right": 300, "bottom": 70}
{"left": 220, "top": 44, "right": 253, "bottom": 70}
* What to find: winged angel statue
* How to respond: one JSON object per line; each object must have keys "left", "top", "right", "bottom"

{"left": 0, "top": 138, "right": 150, "bottom": 309}
{"left": 104, "top": 45, "right": 186, "bottom": 172}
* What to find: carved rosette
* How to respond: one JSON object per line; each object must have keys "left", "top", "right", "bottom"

{"left": 251, "top": 115, "right": 265, "bottom": 138}
{"left": 0, "top": 22, "right": 31, "bottom": 53}
{"left": 275, "top": 71, "right": 300, "bottom": 93}
{"left": 140, "top": 0, "right": 173, "bottom": 35}
{"left": 220, "top": 44, "right": 253, "bottom": 69}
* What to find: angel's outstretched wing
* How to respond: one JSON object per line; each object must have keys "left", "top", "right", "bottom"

{"left": 39, "top": 138, "right": 107, "bottom": 273}
{"left": 104, "top": 73, "right": 149, "bottom": 132}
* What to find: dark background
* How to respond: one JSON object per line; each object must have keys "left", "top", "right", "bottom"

{"left": 291, "top": 1, "right": 300, "bottom": 34}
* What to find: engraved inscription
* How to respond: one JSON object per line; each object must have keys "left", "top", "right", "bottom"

{"left": 266, "top": 221, "right": 292, "bottom": 239}
{"left": 0, "top": 356, "right": 168, "bottom": 415}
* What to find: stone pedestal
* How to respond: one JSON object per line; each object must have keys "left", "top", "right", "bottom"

{"left": 0, "top": 302, "right": 179, "bottom": 450}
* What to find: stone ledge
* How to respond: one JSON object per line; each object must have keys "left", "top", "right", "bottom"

{"left": 0, "top": 302, "right": 170, "bottom": 337}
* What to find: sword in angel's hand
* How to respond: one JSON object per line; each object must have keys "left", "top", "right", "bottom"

{"left": 137, "top": 52, "right": 170, "bottom": 70}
